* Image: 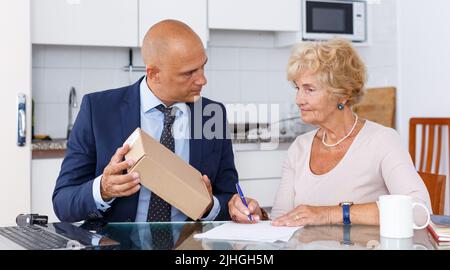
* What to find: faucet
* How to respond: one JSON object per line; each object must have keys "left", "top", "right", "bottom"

{"left": 67, "top": 87, "right": 78, "bottom": 139}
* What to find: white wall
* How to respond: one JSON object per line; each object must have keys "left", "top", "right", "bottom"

{"left": 0, "top": 0, "right": 31, "bottom": 226}
{"left": 397, "top": 0, "right": 450, "bottom": 214}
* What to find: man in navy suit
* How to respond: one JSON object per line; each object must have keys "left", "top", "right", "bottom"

{"left": 53, "top": 20, "right": 238, "bottom": 223}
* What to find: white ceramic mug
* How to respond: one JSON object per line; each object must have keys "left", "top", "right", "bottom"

{"left": 378, "top": 195, "right": 430, "bottom": 238}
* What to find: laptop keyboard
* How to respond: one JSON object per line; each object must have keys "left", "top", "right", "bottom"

{"left": 0, "top": 225, "right": 69, "bottom": 250}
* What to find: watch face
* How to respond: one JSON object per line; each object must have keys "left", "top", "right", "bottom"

{"left": 340, "top": 202, "right": 354, "bottom": 206}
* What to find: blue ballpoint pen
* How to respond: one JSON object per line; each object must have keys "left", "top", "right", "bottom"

{"left": 235, "top": 183, "right": 253, "bottom": 221}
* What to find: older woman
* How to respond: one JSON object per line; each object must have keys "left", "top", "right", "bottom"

{"left": 228, "top": 38, "right": 431, "bottom": 226}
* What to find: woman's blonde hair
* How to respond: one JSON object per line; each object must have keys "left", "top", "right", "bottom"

{"left": 287, "top": 38, "right": 367, "bottom": 105}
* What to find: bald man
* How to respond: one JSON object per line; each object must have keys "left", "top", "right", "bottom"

{"left": 53, "top": 20, "right": 238, "bottom": 223}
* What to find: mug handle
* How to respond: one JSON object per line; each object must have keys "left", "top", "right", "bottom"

{"left": 412, "top": 202, "right": 430, "bottom": 230}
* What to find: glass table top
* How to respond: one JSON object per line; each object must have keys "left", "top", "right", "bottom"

{"left": 90, "top": 221, "right": 436, "bottom": 250}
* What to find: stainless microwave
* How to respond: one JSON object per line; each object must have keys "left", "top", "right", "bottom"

{"left": 302, "top": 0, "right": 367, "bottom": 42}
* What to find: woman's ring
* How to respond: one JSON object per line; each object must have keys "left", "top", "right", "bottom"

{"left": 293, "top": 214, "right": 300, "bottom": 221}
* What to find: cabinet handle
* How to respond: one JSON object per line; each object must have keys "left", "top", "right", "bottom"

{"left": 17, "top": 93, "right": 26, "bottom": 146}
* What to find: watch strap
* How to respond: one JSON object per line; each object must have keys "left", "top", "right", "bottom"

{"left": 342, "top": 204, "right": 351, "bottom": 225}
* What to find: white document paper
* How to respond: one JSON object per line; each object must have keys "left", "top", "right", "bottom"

{"left": 194, "top": 221, "right": 302, "bottom": 243}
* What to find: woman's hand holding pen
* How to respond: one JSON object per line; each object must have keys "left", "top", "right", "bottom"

{"left": 228, "top": 194, "right": 263, "bottom": 223}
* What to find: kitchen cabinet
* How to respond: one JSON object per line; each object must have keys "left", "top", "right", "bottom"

{"left": 31, "top": 0, "right": 138, "bottom": 47}
{"left": 139, "top": 0, "right": 208, "bottom": 47}
{"left": 234, "top": 147, "right": 288, "bottom": 208}
{"left": 208, "top": 0, "right": 300, "bottom": 32}
{"left": 31, "top": 158, "right": 63, "bottom": 223}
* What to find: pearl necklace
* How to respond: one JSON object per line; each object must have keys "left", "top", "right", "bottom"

{"left": 322, "top": 114, "right": 359, "bottom": 147}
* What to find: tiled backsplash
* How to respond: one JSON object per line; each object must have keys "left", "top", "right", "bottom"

{"left": 32, "top": 43, "right": 298, "bottom": 138}
{"left": 32, "top": 1, "right": 397, "bottom": 138}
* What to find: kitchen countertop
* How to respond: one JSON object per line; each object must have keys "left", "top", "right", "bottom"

{"left": 32, "top": 139, "right": 67, "bottom": 159}
{"left": 32, "top": 138, "right": 67, "bottom": 151}
{"left": 232, "top": 136, "right": 297, "bottom": 144}
{"left": 32, "top": 136, "right": 299, "bottom": 159}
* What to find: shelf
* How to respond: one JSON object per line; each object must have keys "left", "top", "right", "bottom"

{"left": 122, "top": 66, "right": 146, "bottom": 72}
{"left": 274, "top": 31, "right": 371, "bottom": 48}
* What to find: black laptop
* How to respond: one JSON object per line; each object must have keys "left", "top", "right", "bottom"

{"left": 0, "top": 222, "right": 119, "bottom": 250}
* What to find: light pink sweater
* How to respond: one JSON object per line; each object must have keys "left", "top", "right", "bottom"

{"left": 271, "top": 120, "right": 431, "bottom": 219}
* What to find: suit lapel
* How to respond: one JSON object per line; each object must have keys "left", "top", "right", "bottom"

{"left": 120, "top": 77, "right": 142, "bottom": 142}
{"left": 188, "top": 101, "right": 203, "bottom": 170}
{"left": 118, "top": 77, "right": 143, "bottom": 221}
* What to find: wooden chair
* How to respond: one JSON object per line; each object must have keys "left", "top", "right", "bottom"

{"left": 409, "top": 118, "right": 450, "bottom": 174}
{"left": 353, "top": 87, "right": 396, "bottom": 128}
{"left": 418, "top": 172, "right": 446, "bottom": 215}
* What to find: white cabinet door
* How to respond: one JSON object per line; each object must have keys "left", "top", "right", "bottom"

{"left": 31, "top": 0, "right": 138, "bottom": 47}
{"left": 31, "top": 159, "right": 63, "bottom": 223}
{"left": 239, "top": 178, "right": 280, "bottom": 208}
{"left": 235, "top": 150, "right": 287, "bottom": 180}
{"left": 208, "top": 0, "right": 300, "bottom": 31}
{"left": 0, "top": 0, "right": 31, "bottom": 226}
{"left": 234, "top": 149, "right": 288, "bottom": 208}
{"left": 139, "top": 0, "right": 208, "bottom": 47}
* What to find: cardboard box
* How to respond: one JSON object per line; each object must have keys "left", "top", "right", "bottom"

{"left": 124, "top": 128, "right": 212, "bottom": 220}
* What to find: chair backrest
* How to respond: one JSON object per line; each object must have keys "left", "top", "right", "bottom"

{"left": 353, "top": 87, "right": 396, "bottom": 128}
{"left": 409, "top": 118, "right": 450, "bottom": 174}
{"left": 418, "top": 172, "right": 446, "bottom": 215}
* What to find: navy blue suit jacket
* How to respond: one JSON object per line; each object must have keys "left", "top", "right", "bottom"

{"left": 53, "top": 77, "right": 238, "bottom": 222}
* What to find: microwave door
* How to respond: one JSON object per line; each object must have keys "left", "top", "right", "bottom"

{"left": 303, "top": 1, "right": 356, "bottom": 41}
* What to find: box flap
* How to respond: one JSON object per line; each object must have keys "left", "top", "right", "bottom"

{"left": 124, "top": 128, "right": 146, "bottom": 171}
